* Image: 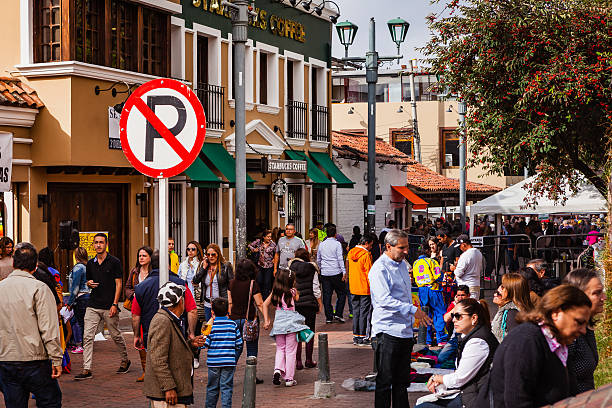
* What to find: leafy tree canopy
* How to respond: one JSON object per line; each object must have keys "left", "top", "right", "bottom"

{"left": 424, "top": 0, "right": 612, "bottom": 205}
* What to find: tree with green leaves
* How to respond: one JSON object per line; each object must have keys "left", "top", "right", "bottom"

{"left": 424, "top": 0, "right": 611, "bottom": 204}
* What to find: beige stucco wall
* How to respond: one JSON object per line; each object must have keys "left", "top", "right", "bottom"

{"left": 0, "top": 0, "right": 21, "bottom": 72}
{"left": 332, "top": 101, "right": 508, "bottom": 189}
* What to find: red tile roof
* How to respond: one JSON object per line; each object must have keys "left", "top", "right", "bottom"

{"left": 0, "top": 77, "right": 44, "bottom": 108}
{"left": 332, "top": 129, "right": 501, "bottom": 194}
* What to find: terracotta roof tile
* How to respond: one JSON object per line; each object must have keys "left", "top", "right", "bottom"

{"left": 332, "top": 129, "right": 501, "bottom": 194}
{"left": 0, "top": 77, "right": 44, "bottom": 108}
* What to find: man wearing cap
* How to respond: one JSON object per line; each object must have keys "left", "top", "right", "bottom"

{"left": 144, "top": 282, "right": 205, "bottom": 407}
{"left": 450, "top": 235, "right": 484, "bottom": 299}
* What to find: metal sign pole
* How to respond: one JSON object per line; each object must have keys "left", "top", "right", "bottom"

{"left": 159, "top": 177, "right": 169, "bottom": 287}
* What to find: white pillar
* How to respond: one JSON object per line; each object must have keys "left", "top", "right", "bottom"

{"left": 217, "top": 187, "right": 223, "bottom": 244}
{"left": 228, "top": 187, "right": 234, "bottom": 265}
{"left": 159, "top": 178, "right": 169, "bottom": 287}
{"left": 193, "top": 187, "right": 199, "bottom": 242}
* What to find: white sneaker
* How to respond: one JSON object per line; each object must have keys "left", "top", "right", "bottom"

{"left": 285, "top": 379, "right": 297, "bottom": 387}
{"left": 193, "top": 358, "right": 200, "bottom": 369}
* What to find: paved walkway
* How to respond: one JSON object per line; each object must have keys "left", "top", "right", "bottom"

{"left": 27, "top": 309, "right": 426, "bottom": 407}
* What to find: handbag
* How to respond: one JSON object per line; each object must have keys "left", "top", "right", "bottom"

{"left": 243, "top": 280, "right": 259, "bottom": 342}
{"left": 123, "top": 270, "right": 135, "bottom": 311}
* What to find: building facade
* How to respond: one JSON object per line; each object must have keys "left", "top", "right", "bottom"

{"left": 1, "top": 0, "right": 347, "bottom": 284}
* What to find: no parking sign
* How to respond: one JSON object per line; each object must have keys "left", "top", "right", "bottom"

{"left": 119, "top": 78, "right": 206, "bottom": 178}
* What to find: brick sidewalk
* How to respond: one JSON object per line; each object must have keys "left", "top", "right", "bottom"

{"left": 20, "top": 311, "right": 425, "bottom": 407}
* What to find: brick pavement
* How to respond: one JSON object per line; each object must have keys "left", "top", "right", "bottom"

{"left": 20, "top": 309, "right": 426, "bottom": 407}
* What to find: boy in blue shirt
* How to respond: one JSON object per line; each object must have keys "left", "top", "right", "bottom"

{"left": 203, "top": 298, "right": 243, "bottom": 408}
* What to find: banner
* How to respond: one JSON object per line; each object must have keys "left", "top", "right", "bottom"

{"left": 0, "top": 133, "right": 13, "bottom": 192}
{"left": 79, "top": 232, "right": 109, "bottom": 259}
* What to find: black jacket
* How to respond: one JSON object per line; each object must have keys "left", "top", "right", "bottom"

{"left": 456, "top": 324, "right": 498, "bottom": 408}
{"left": 193, "top": 262, "right": 233, "bottom": 303}
{"left": 290, "top": 258, "right": 318, "bottom": 310}
{"left": 477, "top": 322, "right": 570, "bottom": 408}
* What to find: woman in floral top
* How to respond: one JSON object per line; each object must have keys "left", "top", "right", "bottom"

{"left": 248, "top": 229, "right": 276, "bottom": 300}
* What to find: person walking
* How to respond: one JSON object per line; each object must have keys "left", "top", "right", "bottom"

{"left": 193, "top": 243, "right": 234, "bottom": 321}
{"left": 564, "top": 268, "right": 606, "bottom": 395}
{"left": 479, "top": 285, "right": 591, "bottom": 407}
{"left": 248, "top": 230, "right": 276, "bottom": 300}
{"left": 0, "top": 242, "right": 63, "bottom": 407}
{"left": 227, "top": 259, "right": 265, "bottom": 383}
{"left": 491, "top": 273, "right": 534, "bottom": 342}
{"left": 274, "top": 223, "right": 305, "bottom": 274}
{"left": 178, "top": 241, "right": 203, "bottom": 298}
{"left": 290, "top": 248, "right": 323, "bottom": 370}
{"left": 347, "top": 234, "right": 374, "bottom": 346}
{"left": 317, "top": 225, "right": 348, "bottom": 324}
{"left": 307, "top": 228, "right": 320, "bottom": 262}
{"left": 124, "top": 246, "right": 153, "bottom": 382}
{"left": 203, "top": 298, "right": 243, "bottom": 408}
{"left": 413, "top": 245, "right": 448, "bottom": 346}
{"left": 348, "top": 226, "right": 362, "bottom": 250}
{"left": 144, "top": 282, "right": 205, "bottom": 408}
{"left": 75, "top": 233, "right": 130, "bottom": 380}
{"left": 450, "top": 235, "right": 483, "bottom": 299}
{"left": 169, "top": 237, "right": 180, "bottom": 275}
{"left": 67, "top": 247, "right": 91, "bottom": 355}
{"left": 0, "top": 236, "right": 14, "bottom": 281}
{"left": 369, "top": 229, "right": 432, "bottom": 408}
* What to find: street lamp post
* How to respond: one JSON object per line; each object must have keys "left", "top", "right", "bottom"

{"left": 458, "top": 100, "right": 467, "bottom": 232}
{"left": 337, "top": 17, "right": 407, "bottom": 235}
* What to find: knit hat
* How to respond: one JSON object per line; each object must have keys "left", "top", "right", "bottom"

{"left": 157, "top": 282, "right": 185, "bottom": 308}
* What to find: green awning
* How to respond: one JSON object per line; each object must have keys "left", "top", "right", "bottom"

{"left": 309, "top": 151, "right": 355, "bottom": 188}
{"left": 201, "top": 142, "right": 255, "bottom": 186}
{"left": 184, "top": 157, "right": 221, "bottom": 188}
{"left": 284, "top": 150, "right": 332, "bottom": 186}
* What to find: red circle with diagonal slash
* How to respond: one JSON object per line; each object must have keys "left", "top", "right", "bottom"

{"left": 119, "top": 78, "right": 206, "bottom": 178}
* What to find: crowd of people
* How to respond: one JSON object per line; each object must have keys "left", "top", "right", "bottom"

{"left": 0, "top": 216, "right": 607, "bottom": 408}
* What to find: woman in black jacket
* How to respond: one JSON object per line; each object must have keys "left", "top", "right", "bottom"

{"left": 564, "top": 268, "right": 606, "bottom": 395}
{"left": 193, "top": 243, "right": 234, "bottom": 321}
{"left": 416, "top": 298, "right": 498, "bottom": 408}
{"left": 478, "top": 284, "right": 592, "bottom": 408}
{"left": 289, "top": 248, "right": 323, "bottom": 371}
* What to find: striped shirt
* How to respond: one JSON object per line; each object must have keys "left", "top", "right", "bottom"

{"left": 204, "top": 316, "right": 243, "bottom": 367}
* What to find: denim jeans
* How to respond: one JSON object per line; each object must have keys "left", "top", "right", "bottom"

{"left": 436, "top": 333, "right": 458, "bottom": 368}
{"left": 233, "top": 318, "right": 257, "bottom": 360}
{"left": 206, "top": 366, "right": 235, "bottom": 408}
{"left": 320, "top": 274, "right": 347, "bottom": 321}
{"left": 0, "top": 360, "right": 62, "bottom": 408}
{"left": 73, "top": 294, "right": 89, "bottom": 345}
{"left": 415, "top": 394, "right": 462, "bottom": 408}
{"left": 351, "top": 294, "right": 371, "bottom": 337}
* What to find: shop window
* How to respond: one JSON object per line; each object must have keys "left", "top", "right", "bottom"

{"left": 391, "top": 128, "right": 414, "bottom": 159}
{"left": 169, "top": 183, "right": 183, "bottom": 261}
{"left": 198, "top": 188, "right": 218, "bottom": 248}
{"left": 259, "top": 52, "right": 268, "bottom": 105}
{"left": 441, "top": 128, "right": 460, "bottom": 168}
{"left": 287, "top": 185, "right": 302, "bottom": 233}
{"left": 312, "top": 188, "right": 326, "bottom": 227}
{"left": 33, "top": 0, "right": 169, "bottom": 76}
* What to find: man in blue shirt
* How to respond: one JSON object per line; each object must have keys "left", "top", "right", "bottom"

{"left": 317, "top": 225, "right": 348, "bottom": 324}
{"left": 369, "top": 229, "right": 432, "bottom": 408}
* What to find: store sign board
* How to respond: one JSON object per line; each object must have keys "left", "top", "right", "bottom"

{"left": 471, "top": 236, "right": 483, "bottom": 248}
{"left": 0, "top": 133, "right": 12, "bottom": 192}
{"left": 79, "top": 231, "right": 109, "bottom": 259}
{"left": 119, "top": 78, "right": 207, "bottom": 178}
{"left": 267, "top": 159, "right": 307, "bottom": 174}
{"left": 108, "top": 107, "right": 121, "bottom": 150}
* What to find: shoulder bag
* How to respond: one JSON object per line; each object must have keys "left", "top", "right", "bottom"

{"left": 123, "top": 270, "right": 135, "bottom": 311}
{"left": 243, "top": 280, "right": 259, "bottom": 342}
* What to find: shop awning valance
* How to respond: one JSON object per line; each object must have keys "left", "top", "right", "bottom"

{"left": 391, "top": 186, "right": 429, "bottom": 210}
{"left": 284, "top": 150, "right": 332, "bottom": 186}
{"left": 309, "top": 151, "right": 354, "bottom": 188}
{"left": 201, "top": 142, "right": 255, "bottom": 186}
{"left": 185, "top": 157, "right": 221, "bottom": 188}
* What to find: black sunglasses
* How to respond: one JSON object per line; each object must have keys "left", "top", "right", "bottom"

{"left": 187, "top": 247, "right": 197, "bottom": 251}
{"left": 451, "top": 313, "right": 468, "bottom": 321}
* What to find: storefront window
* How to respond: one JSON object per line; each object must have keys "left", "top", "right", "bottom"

{"left": 169, "top": 183, "right": 183, "bottom": 260}
{"left": 287, "top": 185, "right": 302, "bottom": 233}
{"left": 198, "top": 188, "right": 218, "bottom": 248}
{"left": 312, "top": 188, "right": 325, "bottom": 227}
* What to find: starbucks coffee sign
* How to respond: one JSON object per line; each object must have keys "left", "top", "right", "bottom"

{"left": 267, "top": 159, "right": 307, "bottom": 174}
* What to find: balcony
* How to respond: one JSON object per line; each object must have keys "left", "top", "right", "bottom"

{"left": 286, "top": 100, "right": 308, "bottom": 139}
{"left": 311, "top": 104, "right": 329, "bottom": 142}
{"left": 196, "top": 83, "right": 225, "bottom": 130}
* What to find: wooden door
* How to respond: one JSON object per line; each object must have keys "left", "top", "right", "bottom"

{"left": 246, "top": 189, "right": 269, "bottom": 241}
{"left": 47, "top": 183, "right": 129, "bottom": 290}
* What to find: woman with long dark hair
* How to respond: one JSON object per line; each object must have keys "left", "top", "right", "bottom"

{"left": 491, "top": 273, "right": 534, "bottom": 342}
{"left": 564, "top": 268, "right": 606, "bottom": 394}
{"left": 481, "top": 285, "right": 592, "bottom": 407}
{"left": 193, "top": 243, "right": 234, "bottom": 321}
{"left": 248, "top": 230, "right": 276, "bottom": 301}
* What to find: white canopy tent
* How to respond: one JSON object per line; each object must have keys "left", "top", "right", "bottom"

{"left": 469, "top": 174, "right": 607, "bottom": 234}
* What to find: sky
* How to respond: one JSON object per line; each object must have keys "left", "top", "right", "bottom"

{"left": 329, "top": 0, "right": 446, "bottom": 68}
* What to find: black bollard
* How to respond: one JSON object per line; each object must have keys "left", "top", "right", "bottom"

{"left": 318, "top": 332, "right": 330, "bottom": 382}
{"left": 242, "top": 356, "right": 257, "bottom": 408}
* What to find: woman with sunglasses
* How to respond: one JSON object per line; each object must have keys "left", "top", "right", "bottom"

{"left": 480, "top": 285, "right": 591, "bottom": 407}
{"left": 415, "top": 298, "right": 497, "bottom": 408}
{"left": 178, "top": 241, "right": 204, "bottom": 295}
{"left": 491, "top": 273, "right": 534, "bottom": 342}
{"left": 193, "top": 243, "right": 234, "bottom": 322}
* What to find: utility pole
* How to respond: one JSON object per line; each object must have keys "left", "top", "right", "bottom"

{"left": 409, "top": 59, "right": 421, "bottom": 163}
{"left": 458, "top": 100, "right": 467, "bottom": 232}
{"left": 224, "top": 0, "right": 254, "bottom": 260}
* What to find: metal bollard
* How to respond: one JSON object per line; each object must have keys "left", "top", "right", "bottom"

{"left": 242, "top": 356, "right": 257, "bottom": 408}
{"left": 318, "top": 332, "right": 330, "bottom": 382}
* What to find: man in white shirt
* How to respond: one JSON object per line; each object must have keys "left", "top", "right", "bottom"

{"left": 316, "top": 225, "right": 347, "bottom": 324}
{"left": 450, "top": 235, "right": 483, "bottom": 299}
